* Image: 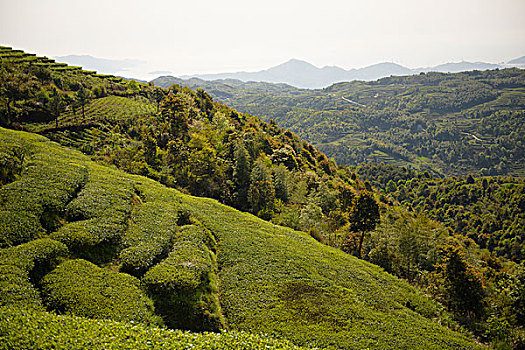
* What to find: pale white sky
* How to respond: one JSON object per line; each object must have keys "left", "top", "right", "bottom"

{"left": 1, "top": 0, "right": 524, "bottom": 79}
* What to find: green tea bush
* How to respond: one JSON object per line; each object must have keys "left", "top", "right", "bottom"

{"left": 64, "top": 172, "right": 134, "bottom": 221}
{"left": 119, "top": 202, "right": 178, "bottom": 276}
{"left": 41, "top": 259, "right": 162, "bottom": 326}
{"left": 0, "top": 211, "right": 42, "bottom": 248}
{"left": 0, "top": 266, "right": 42, "bottom": 310}
{"left": 0, "top": 137, "right": 88, "bottom": 246}
{"left": 0, "top": 306, "right": 305, "bottom": 350}
{"left": 0, "top": 238, "right": 68, "bottom": 282}
{"left": 48, "top": 167, "right": 135, "bottom": 262}
{"left": 178, "top": 224, "right": 217, "bottom": 251}
{"left": 49, "top": 218, "right": 125, "bottom": 263}
{"left": 142, "top": 229, "right": 224, "bottom": 331}
{"left": 0, "top": 165, "right": 87, "bottom": 245}
{"left": 0, "top": 143, "right": 25, "bottom": 186}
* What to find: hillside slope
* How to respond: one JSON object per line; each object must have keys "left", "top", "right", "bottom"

{"left": 0, "top": 127, "right": 480, "bottom": 349}
{"left": 154, "top": 69, "right": 525, "bottom": 177}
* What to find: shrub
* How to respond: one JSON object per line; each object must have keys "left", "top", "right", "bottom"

{"left": 41, "top": 259, "right": 162, "bottom": 326}
{"left": 119, "top": 202, "right": 178, "bottom": 276}
{"left": 92, "top": 85, "right": 107, "bottom": 98}
{"left": 178, "top": 224, "right": 217, "bottom": 251}
{"left": 0, "top": 238, "right": 68, "bottom": 282}
{"left": 142, "top": 227, "right": 224, "bottom": 331}
{"left": 0, "top": 143, "right": 25, "bottom": 186}
{"left": 64, "top": 173, "right": 134, "bottom": 221}
{"left": 0, "top": 307, "right": 305, "bottom": 350}
{"left": 0, "top": 265, "right": 43, "bottom": 310}
{"left": 51, "top": 167, "right": 135, "bottom": 263}
{"left": 0, "top": 211, "right": 43, "bottom": 248}
{"left": 49, "top": 218, "right": 124, "bottom": 263}
{"left": 0, "top": 146, "right": 88, "bottom": 246}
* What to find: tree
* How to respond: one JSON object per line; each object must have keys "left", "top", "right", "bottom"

{"left": 247, "top": 160, "right": 275, "bottom": 218}
{"left": 161, "top": 93, "right": 189, "bottom": 140}
{"left": 75, "top": 86, "right": 91, "bottom": 119}
{"left": 312, "top": 182, "right": 338, "bottom": 214}
{"left": 196, "top": 88, "right": 213, "bottom": 118}
{"left": 186, "top": 129, "right": 219, "bottom": 196}
{"left": 338, "top": 183, "right": 355, "bottom": 211}
{"left": 49, "top": 88, "right": 65, "bottom": 129}
{"left": 299, "top": 202, "right": 323, "bottom": 236}
{"left": 347, "top": 191, "right": 380, "bottom": 258}
{"left": 33, "top": 66, "right": 51, "bottom": 85}
{"left": 127, "top": 79, "right": 140, "bottom": 95}
{"left": 92, "top": 85, "right": 107, "bottom": 98}
{"left": 62, "top": 94, "right": 75, "bottom": 117}
{"left": 430, "top": 245, "right": 485, "bottom": 318}
{"left": 273, "top": 164, "right": 291, "bottom": 203}
{"left": 233, "top": 142, "right": 251, "bottom": 210}
{"left": 510, "top": 263, "right": 525, "bottom": 326}
{"left": 167, "top": 139, "right": 190, "bottom": 187}
{"left": 151, "top": 87, "right": 166, "bottom": 113}
{"left": 0, "top": 70, "right": 26, "bottom": 124}
{"left": 142, "top": 131, "right": 157, "bottom": 166}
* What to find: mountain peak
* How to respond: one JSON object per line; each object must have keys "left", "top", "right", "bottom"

{"left": 274, "top": 58, "right": 317, "bottom": 69}
{"left": 508, "top": 55, "right": 525, "bottom": 65}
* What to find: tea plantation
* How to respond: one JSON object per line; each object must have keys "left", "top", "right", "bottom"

{"left": 0, "top": 127, "right": 481, "bottom": 349}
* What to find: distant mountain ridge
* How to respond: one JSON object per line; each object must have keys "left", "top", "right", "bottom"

{"left": 54, "top": 54, "right": 524, "bottom": 89}
{"left": 180, "top": 57, "right": 524, "bottom": 89}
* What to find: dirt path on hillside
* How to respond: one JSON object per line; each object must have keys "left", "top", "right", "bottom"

{"left": 341, "top": 96, "right": 366, "bottom": 108}
{"left": 461, "top": 131, "right": 483, "bottom": 142}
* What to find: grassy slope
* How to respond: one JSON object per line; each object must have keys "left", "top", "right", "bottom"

{"left": 0, "top": 127, "right": 480, "bottom": 349}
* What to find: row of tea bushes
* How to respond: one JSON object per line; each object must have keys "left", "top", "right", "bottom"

{"left": 0, "top": 306, "right": 305, "bottom": 350}
{"left": 0, "top": 132, "right": 88, "bottom": 247}
{"left": 142, "top": 224, "right": 224, "bottom": 331}
{"left": 41, "top": 259, "right": 162, "bottom": 326}
{"left": 119, "top": 202, "right": 179, "bottom": 277}
{"left": 50, "top": 165, "right": 135, "bottom": 263}
{"left": 0, "top": 238, "right": 68, "bottom": 311}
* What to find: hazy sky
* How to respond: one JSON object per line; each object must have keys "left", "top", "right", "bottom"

{"left": 1, "top": 0, "right": 524, "bottom": 79}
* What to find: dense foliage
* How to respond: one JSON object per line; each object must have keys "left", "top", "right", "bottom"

{"left": 154, "top": 69, "right": 525, "bottom": 177}
{"left": 41, "top": 259, "right": 162, "bottom": 326}
{"left": 357, "top": 162, "right": 525, "bottom": 262}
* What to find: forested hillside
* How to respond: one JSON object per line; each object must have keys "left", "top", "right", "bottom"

{"left": 1, "top": 47, "right": 524, "bottom": 348}
{"left": 154, "top": 69, "right": 525, "bottom": 177}
{"left": 356, "top": 163, "right": 525, "bottom": 262}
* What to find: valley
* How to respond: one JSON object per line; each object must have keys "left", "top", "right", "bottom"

{"left": 154, "top": 69, "right": 525, "bottom": 177}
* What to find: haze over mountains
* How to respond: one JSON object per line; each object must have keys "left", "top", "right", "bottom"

{"left": 54, "top": 55, "right": 146, "bottom": 75}
{"left": 55, "top": 54, "right": 525, "bottom": 89}
{"left": 181, "top": 58, "right": 523, "bottom": 89}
